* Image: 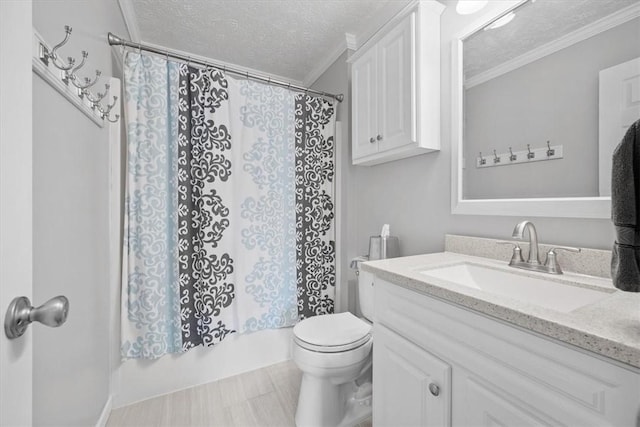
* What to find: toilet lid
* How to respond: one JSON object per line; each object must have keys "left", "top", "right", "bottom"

{"left": 293, "top": 312, "right": 372, "bottom": 352}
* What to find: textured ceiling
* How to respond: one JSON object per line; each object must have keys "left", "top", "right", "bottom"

{"left": 128, "top": 0, "right": 413, "bottom": 83}
{"left": 464, "top": 0, "right": 639, "bottom": 79}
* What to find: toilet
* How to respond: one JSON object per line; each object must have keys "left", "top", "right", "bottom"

{"left": 293, "top": 269, "right": 375, "bottom": 427}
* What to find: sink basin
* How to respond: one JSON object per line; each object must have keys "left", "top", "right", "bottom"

{"left": 419, "top": 262, "right": 613, "bottom": 313}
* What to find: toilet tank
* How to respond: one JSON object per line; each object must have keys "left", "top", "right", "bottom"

{"left": 358, "top": 269, "right": 375, "bottom": 321}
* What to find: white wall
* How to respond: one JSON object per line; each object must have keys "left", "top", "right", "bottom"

{"left": 32, "top": 0, "right": 127, "bottom": 425}
{"left": 312, "top": 0, "right": 615, "bottom": 309}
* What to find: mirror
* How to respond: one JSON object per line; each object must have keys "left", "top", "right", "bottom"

{"left": 451, "top": 0, "right": 640, "bottom": 218}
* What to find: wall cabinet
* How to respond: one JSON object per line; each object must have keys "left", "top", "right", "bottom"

{"left": 373, "top": 279, "right": 640, "bottom": 426}
{"left": 350, "top": 1, "right": 444, "bottom": 166}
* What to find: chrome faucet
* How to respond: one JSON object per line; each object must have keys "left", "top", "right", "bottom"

{"left": 512, "top": 221, "right": 540, "bottom": 265}
{"left": 500, "top": 221, "right": 581, "bottom": 274}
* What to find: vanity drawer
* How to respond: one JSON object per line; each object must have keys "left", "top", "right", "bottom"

{"left": 374, "top": 279, "right": 640, "bottom": 426}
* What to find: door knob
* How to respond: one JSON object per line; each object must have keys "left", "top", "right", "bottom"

{"left": 4, "top": 295, "right": 69, "bottom": 339}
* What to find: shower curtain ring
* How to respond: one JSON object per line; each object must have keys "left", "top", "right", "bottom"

{"left": 246, "top": 71, "right": 249, "bottom": 80}
{"left": 137, "top": 42, "right": 141, "bottom": 54}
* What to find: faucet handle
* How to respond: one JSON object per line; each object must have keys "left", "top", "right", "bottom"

{"left": 497, "top": 241, "right": 525, "bottom": 265}
{"left": 544, "top": 246, "right": 581, "bottom": 274}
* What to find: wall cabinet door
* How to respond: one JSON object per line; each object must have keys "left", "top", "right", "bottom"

{"left": 373, "top": 324, "right": 451, "bottom": 427}
{"left": 349, "top": 1, "right": 443, "bottom": 166}
{"left": 352, "top": 47, "right": 378, "bottom": 160}
{"left": 377, "top": 12, "right": 414, "bottom": 153}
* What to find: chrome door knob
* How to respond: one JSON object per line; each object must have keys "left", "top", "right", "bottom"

{"left": 369, "top": 137, "right": 375, "bottom": 143}
{"left": 4, "top": 295, "right": 69, "bottom": 339}
{"left": 429, "top": 383, "right": 440, "bottom": 397}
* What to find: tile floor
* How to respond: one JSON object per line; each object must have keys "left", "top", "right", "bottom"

{"left": 107, "top": 360, "right": 372, "bottom": 427}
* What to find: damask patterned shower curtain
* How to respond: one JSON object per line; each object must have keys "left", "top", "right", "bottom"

{"left": 121, "top": 52, "right": 336, "bottom": 359}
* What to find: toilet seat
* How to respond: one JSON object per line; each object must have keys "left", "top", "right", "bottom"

{"left": 293, "top": 312, "right": 372, "bottom": 353}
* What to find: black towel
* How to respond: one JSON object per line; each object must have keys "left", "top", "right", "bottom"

{"left": 611, "top": 118, "right": 640, "bottom": 292}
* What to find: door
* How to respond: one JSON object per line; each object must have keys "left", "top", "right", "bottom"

{"left": 373, "top": 324, "right": 451, "bottom": 427}
{"left": 377, "top": 12, "right": 414, "bottom": 153}
{"left": 352, "top": 47, "right": 378, "bottom": 160}
{"left": 598, "top": 56, "right": 640, "bottom": 196}
{"left": 0, "top": 1, "right": 34, "bottom": 425}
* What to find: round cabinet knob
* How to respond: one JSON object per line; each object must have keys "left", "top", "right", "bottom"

{"left": 376, "top": 134, "right": 383, "bottom": 141}
{"left": 369, "top": 137, "right": 375, "bottom": 143}
{"left": 429, "top": 383, "right": 440, "bottom": 397}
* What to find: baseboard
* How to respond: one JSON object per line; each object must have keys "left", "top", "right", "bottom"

{"left": 96, "top": 395, "right": 113, "bottom": 427}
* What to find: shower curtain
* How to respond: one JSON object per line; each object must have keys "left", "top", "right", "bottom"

{"left": 121, "top": 52, "right": 336, "bottom": 359}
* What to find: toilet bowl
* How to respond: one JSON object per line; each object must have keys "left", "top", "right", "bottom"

{"left": 293, "top": 268, "right": 375, "bottom": 427}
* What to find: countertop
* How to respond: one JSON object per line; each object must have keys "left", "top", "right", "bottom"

{"left": 361, "top": 251, "right": 640, "bottom": 369}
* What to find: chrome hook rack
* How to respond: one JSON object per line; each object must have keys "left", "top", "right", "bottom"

{"left": 476, "top": 141, "right": 564, "bottom": 169}
{"left": 33, "top": 26, "right": 120, "bottom": 126}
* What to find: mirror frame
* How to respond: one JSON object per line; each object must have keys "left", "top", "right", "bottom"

{"left": 450, "top": 1, "right": 611, "bottom": 219}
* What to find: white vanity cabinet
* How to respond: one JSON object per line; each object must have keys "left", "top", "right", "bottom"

{"left": 349, "top": 1, "right": 443, "bottom": 166}
{"left": 373, "top": 278, "right": 640, "bottom": 427}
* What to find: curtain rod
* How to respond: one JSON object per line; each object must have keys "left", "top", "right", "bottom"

{"left": 107, "top": 33, "right": 344, "bottom": 103}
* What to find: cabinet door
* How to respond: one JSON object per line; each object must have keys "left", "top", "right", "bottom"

{"left": 377, "top": 12, "right": 414, "bottom": 152}
{"left": 373, "top": 324, "right": 451, "bottom": 427}
{"left": 352, "top": 47, "right": 378, "bottom": 160}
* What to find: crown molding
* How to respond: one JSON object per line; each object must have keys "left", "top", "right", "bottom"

{"left": 303, "top": 39, "right": 348, "bottom": 87}
{"left": 117, "top": 0, "right": 141, "bottom": 42}
{"left": 301, "top": 0, "right": 419, "bottom": 86}
{"left": 465, "top": 2, "right": 640, "bottom": 89}
{"left": 345, "top": 33, "right": 358, "bottom": 51}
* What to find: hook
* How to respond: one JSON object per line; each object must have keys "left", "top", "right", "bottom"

{"left": 63, "top": 50, "right": 88, "bottom": 84}
{"left": 100, "top": 95, "right": 118, "bottom": 115}
{"left": 86, "top": 83, "right": 110, "bottom": 106}
{"left": 71, "top": 70, "right": 101, "bottom": 91}
{"left": 479, "top": 151, "right": 486, "bottom": 166}
{"left": 106, "top": 113, "right": 120, "bottom": 123}
{"left": 71, "top": 51, "right": 88, "bottom": 74}
{"left": 49, "top": 25, "right": 76, "bottom": 71}
{"left": 493, "top": 149, "right": 501, "bottom": 164}
{"left": 546, "top": 140, "right": 555, "bottom": 157}
{"left": 527, "top": 144, "right": 535, "bottom": 159}
{"left": 509, "top": 147, "right": 517, "bottom": 161}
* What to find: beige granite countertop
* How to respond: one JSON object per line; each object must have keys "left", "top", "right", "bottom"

{"left": 361, "top": 251, "right": 640, "bottom": 370}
